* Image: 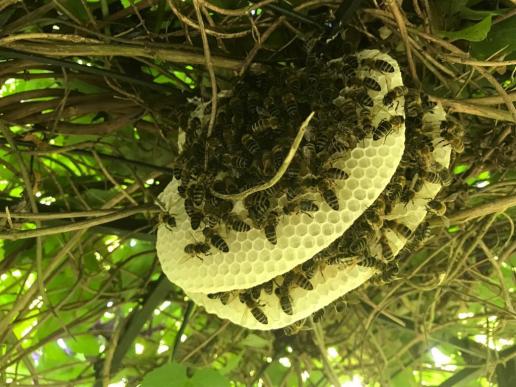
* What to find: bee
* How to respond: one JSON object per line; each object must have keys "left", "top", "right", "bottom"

{"left": 241, "top": 134, "right": 260, "bottom": 156}
{"left": 224, "top": 214, "right": 251, "bottom": 232}
{"left": 383, "top": 86, "right": 408, "bottom": 107}
{"left": 421, "top": 95, "right": 437, "bottom": 110}
{"left": 286, "top": 74, "right": 302, "bottom": 94}
{"left": 362, "top": 77, "right": 382, "bottom": 91}
{"left": 301, "top": 260, "right": 317, "bottom": 280}
{"left": 324, "top": 167, "right": 349, "bottom": 180}
{"left": 177, "top": 185, "right": 186, "bottom": 198}
{"left": 272, "top": 144, "right": 286, "bottom": 170}
{"left": 204, "top": 214, "right": 219, "bottom": 228}
{"left": 426, "top": 199, "right": 447, "bottom": 216}
{"left": 373, "top": 115, "right": 404, "bottom": 140}
{"left": 385, "top": 220, "right": 412, "bottom": 239}
{"left": 283, "top": 200, "right": 319, "bottom": 215}
{"left": 283, "top": 319, "right": 306, "bottom": 335}
{"left": 160, "top": 213, "right": 177, "bottom": 230}
{"left": 207, "top": 291, "right": 231, "bottom": 305}
{"left": 373, "top": 263, "right": 400, "bottom": 284}
{"left": 264, "top": 212, "right": 279, "bottom": 245}
{"left": 379, "top": 235, "right": 394, "bottom": 262}
{"left": 222, "top": 153, "right": 250, "bottom": 169}
{"left": 327, "top": 254, "right": 355, "bottom": 265}
{"left": 282, "top": 93, "right": 299, "bottom": 118}
{"left": 385, "top": 175, "right": 406, "bottom": 202}
{"left": 356, "top": 90, "right": 374, "bottom": 109}
{"left": 263, "top": 280, "right": 274, "bottom": 295}
{"left": 319, "top": 180, "right": 339, "bottom": 210}
{"left": 363, "top": 208, "right": 383, "bottom": 230}
{"left": 312, "top": 308, "right": 325, "bottom": 323}
{"left": 348, "top": 237, "right": 369, "bottom": 255}
{"left": 363, "top": 58, "right": 395, "bottom": 73}
{"left": 342, "top": 64, "right": 357, "bottom": 81}
{"left": 184, "top": 242, "right": 211, "bottom": 258}
{"left": 245, "top": 192, "right": 271, "bottom": 224}
{"left": 400, "top": 188, "right": 417, "bottom": 205}
{"left": 172, "top": 167, "right": 182, "bottom": 180}
{"left": 440, "top": 121, "right": 465, "bottom": 153}
{"left": 188, "top": 183, "right": 205, "bottom": 207}
{"left": 358, "top": 255, "right": 384, "bottom": 269}
{"left": 202, "top": 227, "right": 229, "bottom": 252}
{"left": 184, "top": 198, "right": 202, "bottom": 230}
{"left": 345, "top": 55, "right": 359, "bottom": 68}
{"left": 275, "top": 286, "right": 293, "bottom": 315}
{"left": 240, "top": 292, "right": 268, "bottom": 325}
{"left": 251, "top": 117, "right": 279, "bottom": 134}
{"left": 285, "top": 272, "right": 313, "bottom": 291}
{"left": 422, "top": 170, "right": 444, "bottom": 185}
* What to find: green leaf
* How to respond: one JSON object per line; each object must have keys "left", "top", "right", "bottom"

{"left": 67, "top": 335, "right": 100, "bottom": 356}
{"left": 392, "top": 368, "right": 419, "bottom": 387}
{"left": 240, "top": 333, "right": 271, "bottom": 349}
{"left": 190, "top": 369, "right": 230, "bottom": 387}
{"left": 440, "top": 16, "right": 492, "bottom": 42}
{"left": 141, "top": 363, "right": 189, "bottom": 387}
{"left": 472, "top": 15, "right": 516, "bottom": 59}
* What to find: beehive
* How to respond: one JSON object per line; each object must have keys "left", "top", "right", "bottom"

{"left": 156, "top": 49, "right": 453, "bottom": 330}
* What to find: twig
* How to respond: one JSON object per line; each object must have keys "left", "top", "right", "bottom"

{"left": 387, "top": 0, "right": 418, "bottom": 83}
{"left": 429, "top": 194, "right": 516, "bottom": 225}
{"left": 311, "top": 319, "right": 341, "bottom": 386}
{"left": 102, "top": 318, "right": 121, "bottom": 387}
{"left": 0, "top": 204, "right": 160, "bottom": 241}
{"left": 192, "top": 0, "right": 217, "bottom": 140}
{"left": 203, "top": 0, "right": 276, "bottom": 16}
{"left": 180, "top": 320, "right": 230, "bottom": 362}
{"left": 210, "top": 112, "right": 314, "bottom": 201}
{"left": 0, "top": 209, "right": 119, "bottom": 220}
{"left": 457, "top": 92, "right": 516, "bottom": 106}
{"left": 170, "top": 300, "right": 194, "bottom": 361}
{"left": 429, "top": 97, "right": 516, "bottom": 122}
{"left": 444, "top": 55, "right": 516, "bottom": 67}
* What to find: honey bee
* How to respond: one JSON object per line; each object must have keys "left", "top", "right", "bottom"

{"left": 347, "top": 237, "right": 369, "bottom": 255}
{"left": 324, "top": 167, "right": 349, "bottom": 180}
{"left": 372, "top": 262, "right": 400, "bottom": 284}
{"left": 301, "top": 259, "right": 317, "bottom": 280}
{"left": 345, "top": 55, "right": 359, "bottom": 68}
{"left": 160, "top": 213, "right": 177, "bottom": 230}
{"left": 312, "top": 308, "right": 325, "bottom": 323}
{"left": 422, "top": 170, "right": 449, "bottom": 186}
{"left": 358, "top": 255, "right": 385, "bottom": 269}
{"left": 362, "top": 77, "right": 382, "bottom": 91}
{"left": 379, "top": 235, "right": 394, "bottom": 261}
{"left": 426, "top": 199, "right": 447, "bottom": 216}
{"left": 224, "top": 214, "right": 251, "bottom": 232}
{"left": 172, "top": 167, "right": 182, "bottom": 180}
{"left": 177, "top": 185, "right": 186, "bottom": 198}
{"left": 241, "top": 133, "right": 260, "bottom": 156}
{"left": 240, "top": 291, "right": 268, "bottom": 325}
{"left": 318, "top": 180, "right": 339, "bottom": 210}
{"left": 264, "top": 212, "right": 279, "bottom": 245}
{"left": 245, "top": 192, "right": 271, "bottom": 223}
{"left": 440, "top": 121, "right": 465, "bottom": 153}
{"left": 385, "top": 175, "right": 406, "bottom": 202}
{"left": 275, "top": 286, "right": 293, "bottom": 315}
{"left": 384, "top": 220, "right": 412, "bottom": 239}
{"left": 356, "top": 90, "right": 374, "bottom": 109}
{"left": 286, "top": 74, "right": 302, "bottom": 94}
{"left": 207, "top": 291, "right": 231, "bottom": 305}
{"left": 188, "top": 183, "right": 205, "bottom": 207}
{"left": 283, "top": 200, "right": 319, "bottom": 215}
{"left": 282, "top": 93, "right": 299, "bottom": 118}
{"left": 272, "top": 144, "right": 286, "bottom": 170}
{"left": 222, "top": 153, "right": 251, "bottom": 169}
{"left": 283, "top": 319, "right": 306, "bottom": 335}
{"left": 363, "top": 208, "right": 383, "bottom": 230}
{"left": 204, "top": 214, "right": 219, "bottom": 228}
{"left": 362, "top": 58, "right": 395, "bottom": 73}
{"left": 285, "top": 272, "right": 313, "bottom": 291}
{"left": 251, "top": 117, "right": 279, "bottom": 134}
{"left": 184, "top": 242, "right": 211, "bottom": 258}
{"left": 383, "top": 86, "right": 408, "bottom": 107}
{"left": 184, "top": 198, "right": 203, "bottom": 230}
{"left": 263, "top": 279, "right": 274, "bottom": 295}
{"left": 202, "top": 227, "right": 229, "bottom": 252}
{"left": 373, "top": 115, "right": 404, "bottom": 141}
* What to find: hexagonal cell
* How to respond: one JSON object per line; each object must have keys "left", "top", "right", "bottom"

{"left": 365, "top": 147, "right": 377, "bottom": 158}
{"left": 314, "top": 211, "right": 327, "bottom": 224}
{"left": 328, "top": 212, "right": 340, "bottom": 224}
{"left": 253, "top": 239, "right": 264, "bottom": 251}
{"left": 346, "top": 158, "right": 358, "bottom": 169}
{"left": 347, "top": 179, "right": 359, "bottom": 190}
{"left": 378, "top": 146, "right": 390, "bottom": 157}
{"left": 218, "top": 264, "right": 230, "bottom": 276}
{"left": 355, "top": 189, "right": 366, "bottom": 200}
{"left": 295, "top": 223, "right": 308, "bottom": 236}
{"left": 303, "top": 238, "right": 314, "bottom": 249}
{"left": 359, "top": 178, "right": 372, "bottom": 190}
{"left": 289, "top": 236, "right": 302, "bottom": 248}
{"left": 254, "top": 262, "right": 264, "bottom": 274}
{"left": 308, "top": 223, "right": 321, "bottom": 237}
{"left": 351, "top": 148, "right": 364, "bottom": 159}
{"left": 358, "top": 157, "right": 371, "bottom": 168}
{"left": 352, "top": 168, "right": 365, "bottom": 179}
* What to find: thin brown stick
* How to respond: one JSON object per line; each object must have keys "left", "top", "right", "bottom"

{"left": 430, "top": 97, "right": 515, "bottom": 122}
{"left": 0, "top": 33, "right": 101, "bottom": 44}
{"left": 311, "top": 319, "right": 341, "bottom": 387}
{"left": 193, "top": 0, "right": 217, "bottom": 139}
{"left": 387, "top": 0, "right": 418, "bottom": 83}
{"left": 0, "top": 209, "right": 118, "bottom": 220}
{"left": 0, "top": 204, "right": 159, "bottom": 241}
{"left": 180, "top": 321, "right": 230, "bottom": 362}
{"left": 429, "top": 194, "right": 516, "bottom": 225}
{"left": 444, "top": 55, "right": 516, "bottom": 67}
{"left": 457, "top": 92, "right": 516, "bottom": 106}
{"left": 203, "top": 0, "right": 276, "bottom": 16}
{"left": 211, "top": 112, "right": 314, "bottom": 201}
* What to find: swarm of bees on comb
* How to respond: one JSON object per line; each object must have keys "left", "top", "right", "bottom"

{"left": 156, "top": 49, "right": 461, "bottom": 331}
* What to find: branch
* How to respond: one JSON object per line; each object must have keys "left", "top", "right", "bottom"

{"left": 0, "top": 205, "right": 160, "bottom": 241}
{"left": 210, "top": 112, "right": 314, "bottom": 201}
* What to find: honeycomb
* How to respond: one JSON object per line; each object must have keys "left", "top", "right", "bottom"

{"left": 157, "top": 50, "right": 406, "bottom": 294}
{"left": 186, "top": 104, "right": 451, "bottom": 330}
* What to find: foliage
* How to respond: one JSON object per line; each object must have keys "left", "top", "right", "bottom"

{"left": 0, "top": 0, "right": 515, "bottom": 386}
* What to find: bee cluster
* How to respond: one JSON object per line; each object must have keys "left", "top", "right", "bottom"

{"left": 157, "top": 49, "right": 457, "bottom": 330}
